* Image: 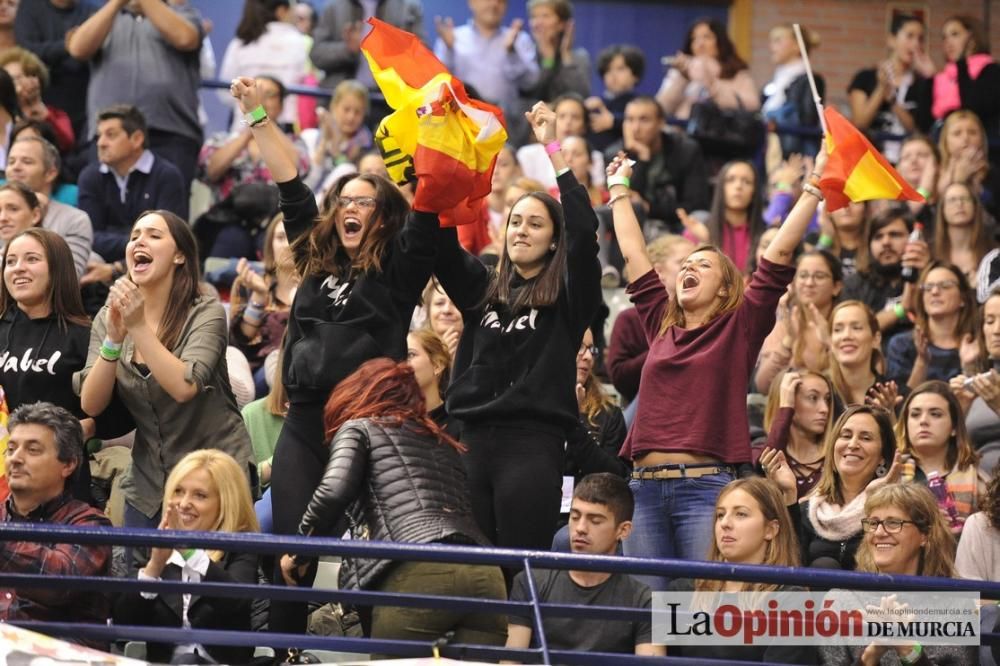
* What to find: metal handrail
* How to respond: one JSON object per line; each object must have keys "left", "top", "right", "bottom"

{"left": 1, "top": 522, "right": 997, "bottom": 664}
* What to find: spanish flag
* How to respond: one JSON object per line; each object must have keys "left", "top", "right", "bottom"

{"left": 819, "top": 107, "right": 924, "bottom": 211}
{"left": 0, "top": 387, "right": 11, "bottom": 502}
{"left": 361, "top": 18, "right": 507, "bottom": 226}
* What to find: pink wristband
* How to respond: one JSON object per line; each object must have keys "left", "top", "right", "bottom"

{"left": 544, "top": 140, "right": 562, "bottom": 155}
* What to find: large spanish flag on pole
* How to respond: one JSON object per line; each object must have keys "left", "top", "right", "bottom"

{"left": 819, "top": 106, "right": 925, "bottom": 212}
{"left": 361, "top": 18, "right": 507, "bottom": 227}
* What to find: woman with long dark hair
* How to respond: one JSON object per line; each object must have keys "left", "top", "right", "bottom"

{"left": 605, "top": 143, "right": 825, "bottom": 588}
{"left": 280, "top": 358, "right": 505, "bottom": 649}
{"left": 431, "top": 101, "right": 602, "bottom": 562}
{"left": 0, "top": 228, "right": 92, "bottom": 501}
{"left": 656, "top": 18, "right": 759, "bottom": 121}
{"left": 682, "top": 159, "right": 766, "bottom": 274}
{"left": 76, "top": 211, "right": 254, "bottom": 531}
{"left": 229, "top": 76, "right": 442, "bottom": 638}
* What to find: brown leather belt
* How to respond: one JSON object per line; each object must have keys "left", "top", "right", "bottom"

{"left": 631, "top": 465, "right": 735, "bottom": 480}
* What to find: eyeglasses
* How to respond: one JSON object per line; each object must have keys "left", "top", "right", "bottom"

{"left": 860, "top": 518, "right": 920, "bottom": 533}
{"left": 919, "top": 280, "right": 959, "bottom": 292}
{"left": 578, "top": 344, "right": 598, "bottom": 357}
{"left": 334, "top": 196, "right": 377, "bottom": 209}
{"left": 944, "top": 195, "right": 973, "bottom": 206}
{"left": 796, "top": 271, "right": 832, "bottom": 283}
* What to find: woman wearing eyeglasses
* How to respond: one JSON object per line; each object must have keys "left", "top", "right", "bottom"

{"left": 820, "top": 484, "right": 975, "bottom": 666}
{"left": 886, "top": 262, "right": 977, "bottom": 390}
{"left": 934, "top": 181, "right": 992, "bottom": 284}
{"left": 755, "top": 250, "right": 843, "bottom": 394}
{"left": 229, "top": 77, "right": 441, "bottom": 639}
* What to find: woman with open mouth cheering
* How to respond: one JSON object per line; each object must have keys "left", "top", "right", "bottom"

{"left": 76, "top": 210, "right": 254, "bottom": 538}
{"left": 605, "top": 144, "right": 826, "bottom": 590}
{"left": 228, "top": 75, "right": 442, "bottom": 639}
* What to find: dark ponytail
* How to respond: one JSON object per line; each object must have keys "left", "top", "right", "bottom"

{"left": 235, "top": 0, "right": 290, "bottom": 44}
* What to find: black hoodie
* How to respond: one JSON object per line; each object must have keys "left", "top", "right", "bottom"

{"left": 0, "top": 309, "right": 89, "bottom": 416}
{"left": 434, "top": 171, "right": 602, "bottom": 433}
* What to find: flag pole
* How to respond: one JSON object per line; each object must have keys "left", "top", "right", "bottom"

{"left": 793, "top": 23, "right": 828, "bottom": 137}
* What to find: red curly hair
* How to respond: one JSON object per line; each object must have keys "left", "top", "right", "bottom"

{"left": 322, "top": 357, "right": 464, "bottom": 452}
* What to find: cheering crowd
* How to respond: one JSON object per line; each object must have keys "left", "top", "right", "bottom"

{"left": 1, "top": 0, "right": 1000, "bottom": 663}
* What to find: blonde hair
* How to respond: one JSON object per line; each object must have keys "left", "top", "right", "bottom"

{"left": 696, "top": 477, "right": 800, "bottom": 593}
{"left": 408, "top": 327, "right": 452, "bottom": 395}
{"left": 938, "top": 111, "right": 988, "bottom": 180}
{"left": 763, "top": 369, "right": 834, "bottom": 444}
{"left": 770, "top": 23, "right": 820, "bottom": 52}
{"left": 265, "top": 345, "right": 288, "bottom": 418}
{"left": 855, "top": 483, "right": 956, "bottom": 578}
{"left": 646, "top": 234, "right": 694, "bottom": 265}
{"left": 330, "top": 79, "right": 369, "bottom": 114}
{"left": 162, "top": 450, "right": 259, "bottom": 560}
{"left": 659, "top": 244, "right": 744, "bottom": 335}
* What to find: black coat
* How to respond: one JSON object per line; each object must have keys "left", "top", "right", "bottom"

{"left": 298, "top": 418, "right": 488, "bottom": 590}
{"left": 114, "top": 550, "right": 258, "bottom": 664}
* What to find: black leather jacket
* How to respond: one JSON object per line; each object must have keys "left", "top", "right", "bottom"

{"left": 298, "top": 417, "right": 488, "bottom": 589}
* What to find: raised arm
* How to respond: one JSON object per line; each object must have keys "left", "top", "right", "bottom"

{"left": 606, "top": 152, "right": 652, "bottom": 282}
{"left": 231, "top": 77, "right": 298, "bottom": 183}
{"left": 67, "top": 0, "right": 127, "bottom": 61}
{"left": 79, "top": 305, "right": 123, "bottom": 417}
{"left": 135, "top": 0, "right": 200, "bottom": 52}
{"left": 764, "top": 147, "right": 828, "bottom": 265}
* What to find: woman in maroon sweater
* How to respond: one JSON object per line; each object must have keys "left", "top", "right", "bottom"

{"left": 605, "top": 147, "right": 826, "bottom": 589}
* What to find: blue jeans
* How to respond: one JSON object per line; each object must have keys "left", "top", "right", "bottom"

{"left": 255, "top": 487, "right": 273, "bottom": 533}
{"left": 623, "top": 470, "right": 733, "bottom": 591}
{"left": 123, "top": 501, "right": 161, "bottom": 574}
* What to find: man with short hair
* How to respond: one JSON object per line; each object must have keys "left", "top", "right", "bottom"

{"left": 5, "top": 136, "right": 92, "bottom": 277}
{"left": 605, "top": 96, "right": 709, "bottom": 233}
{"left": 0, "top": 402, "right": 112, "bottom": 647}
{"left": 77, "top": 104, "right": 187, "bottom": 281}
{"left": 504, "top": 474, "right": 664, "bottom": 661}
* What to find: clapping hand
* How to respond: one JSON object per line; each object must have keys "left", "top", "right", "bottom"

{"left": 525, "top": 100, "right": 557, "bottom": 145}
{"left": 866, "top": 381, "right": 902, "bottom": 417}
{"left": 109, "top": 278, "right": 146, "bottom": 330}
{"left": 280, "top": 554, "right": 309, "bottom": 587}
{"left": 230, "top": 76, "right": 262, "bottom": 115}
{"left": 759, "top": 448, "right": 797, "bottom": 503}
{"left": 434, "top": 16, "right": 455, "bottom": 50}
{"left": 502, "top": 18, "right": 524, "bottom": 53}
{"left": 236, "top": 258, "right": 269, "bottom": 304}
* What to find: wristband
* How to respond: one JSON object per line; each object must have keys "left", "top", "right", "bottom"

{"left": 180, "top": 548, "right": 198, "bottom": 561}
{"left": 99, "top": 342, "right": 122, "bottom": 362}
{"left": 555, "top": 166, "right": 571, "bottom": 178}
{"left": 818, "top": 234, "right": 834, "bottom": 249}
{"left": 894, "top": 303, "right": 907, "bottom": 321}
{"left": 242, "top": 104, "right": 268, "bottom": 128}
{"left": 102, "top": 338, "right": 123, "bottom": 352}
{"left": 916, "top": 186, "right": 930, "bottom": 199}
{"left": 544, "top": 140, "right": 562, "bottom": 156}
{"left": 541, "top": 56, "right": 556, "bottom": 69}
{"left": 773, "top": 181, "right": 793, "bottom": 192}
{"left": 607, "top": 175, "right": 631, "bottom": 190}
{"left": 899, "top": 643, "right": 923, "bottom": 665}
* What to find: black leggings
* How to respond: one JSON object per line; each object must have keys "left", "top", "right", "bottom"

{"left": 461, "top": 423, "right": 564, "bottom": 577}
{"left": 268, "top": 401, "right": 327, "bottom": 639}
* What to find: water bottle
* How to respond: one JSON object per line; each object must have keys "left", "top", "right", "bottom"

{"left": 901, "top": 455, "right": 915, "bottom": 483}
{"left": 900, "top": 223, "right": 924, "bottom": 283}
{"left": 927, "top": 471, "right": 962, "bottom": 529}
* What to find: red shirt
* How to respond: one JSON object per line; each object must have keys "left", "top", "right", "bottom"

{"left": 621, "top": 257, "right": 793, "bottom": 464}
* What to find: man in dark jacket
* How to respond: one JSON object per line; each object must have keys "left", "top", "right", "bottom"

{"left": 604, "top": 96, "right": 709, "bottom": 233}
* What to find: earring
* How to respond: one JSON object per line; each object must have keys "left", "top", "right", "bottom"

{"left": 875, "top": 462, "right": 888, "bottom": 478}
{"left": 549, "top": 243, "right": 557, "bottom": 251}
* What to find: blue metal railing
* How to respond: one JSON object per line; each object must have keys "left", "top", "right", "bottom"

{"left": 1, "top": 522, "right": 998, "bottom": 664}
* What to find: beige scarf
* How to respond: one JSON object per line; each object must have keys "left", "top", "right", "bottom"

{"left": 808, "top": 491, "right": 867, "bottom": 541}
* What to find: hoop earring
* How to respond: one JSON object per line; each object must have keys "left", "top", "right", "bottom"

{"left": 875, "top": 462, "right": 888, "bottom": 478}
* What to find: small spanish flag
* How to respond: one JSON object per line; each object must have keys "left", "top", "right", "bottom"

{"left": 0, "top": 387, "right": 11, "bottom": 502}
{"left": 361, "top": 18, "right": 507, "bottom": 226}
{"left": 819, "top": 107, "right": 924, "bottom": 211}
